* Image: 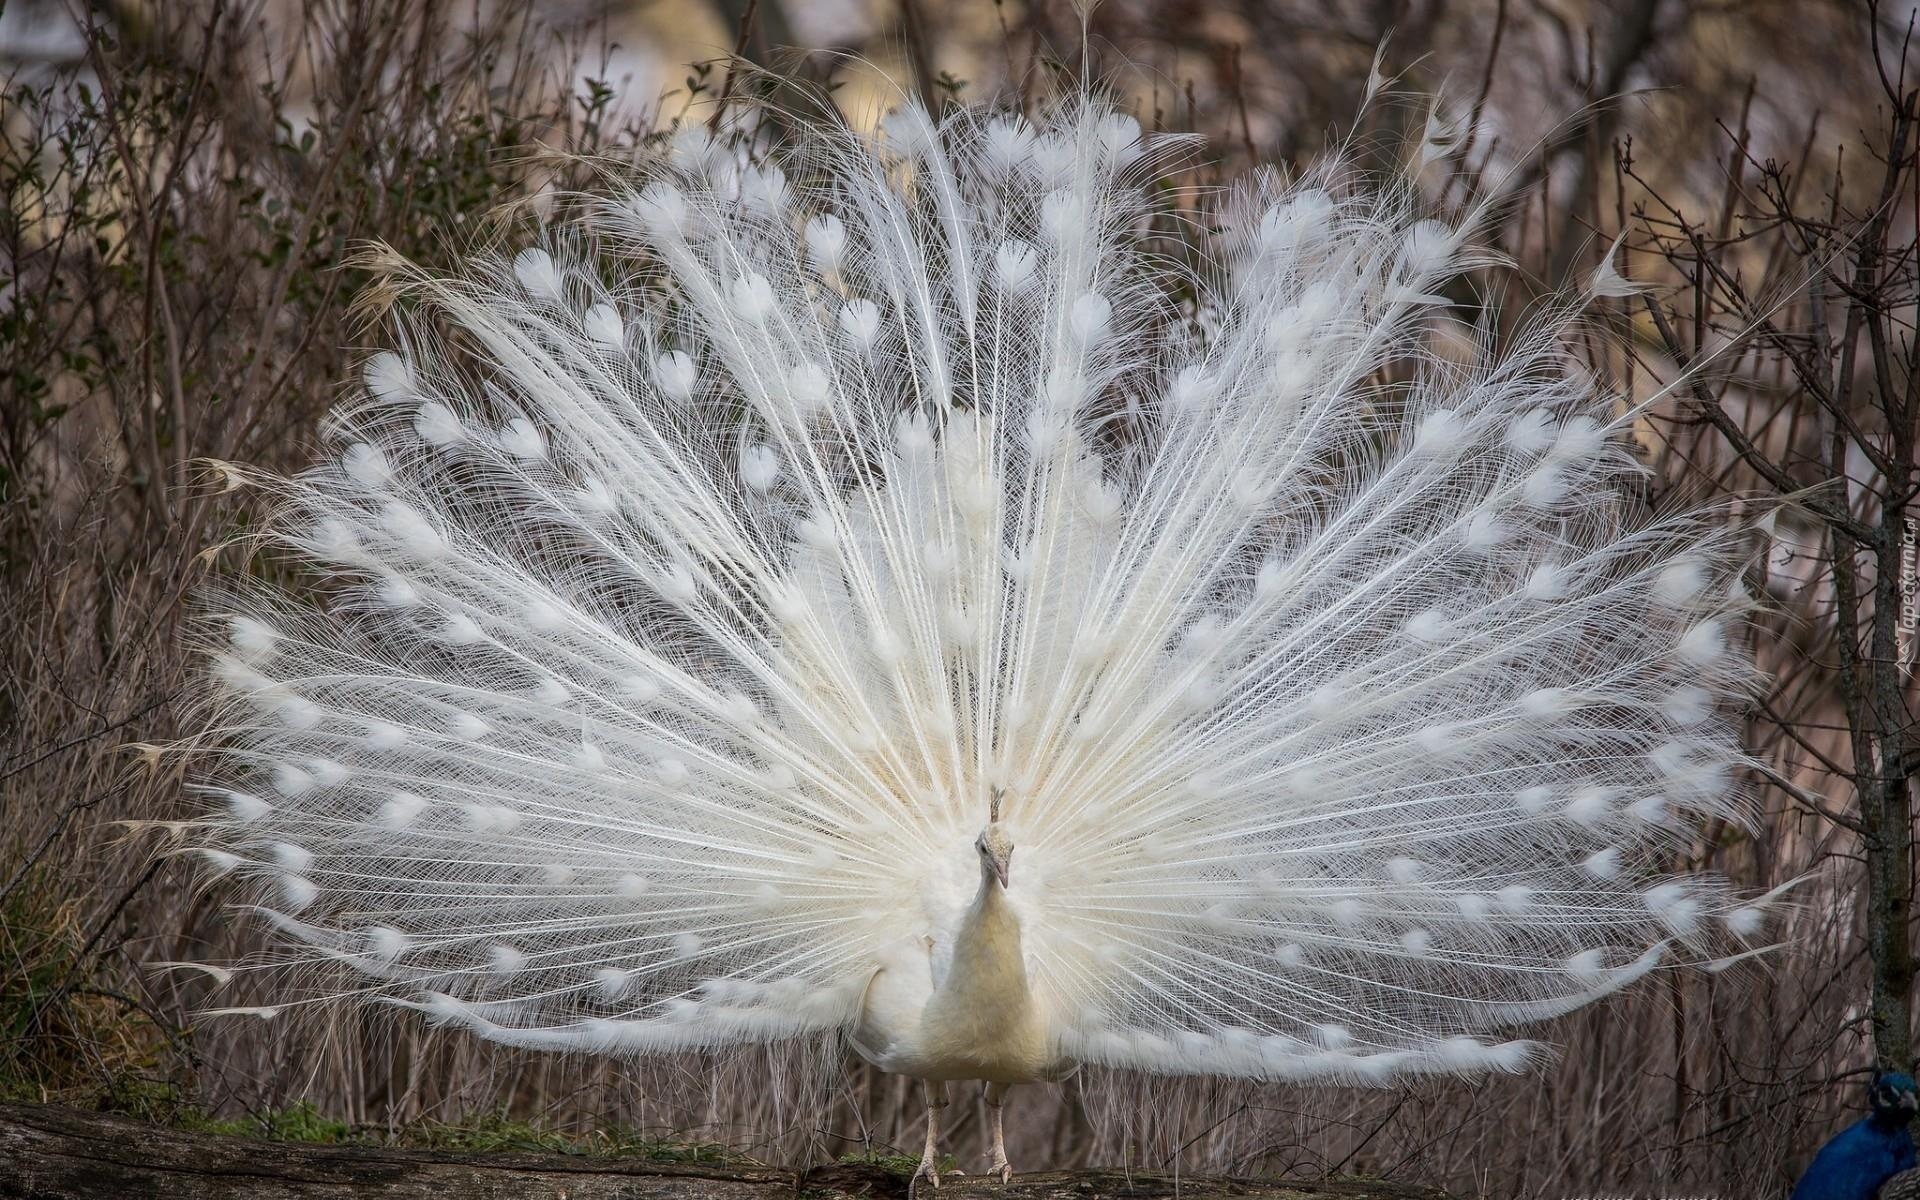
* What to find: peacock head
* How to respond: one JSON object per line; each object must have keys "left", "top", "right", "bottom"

{"left": 975, "top": 788, "right": 1014, "bottom": 889}
{"left": 1871, "top": 1072, "right": 1919, "bottom": 1123}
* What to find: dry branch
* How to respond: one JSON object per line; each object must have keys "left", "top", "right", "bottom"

{"left": 0, "top": 1103, "right": 1448, "bottom": 1200}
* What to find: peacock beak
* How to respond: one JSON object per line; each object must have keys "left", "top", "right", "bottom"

{"left": 990, "top": 854, "right": 1010, "bottom": 889}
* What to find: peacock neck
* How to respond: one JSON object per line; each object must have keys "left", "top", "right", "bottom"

{"left": 937, "top": 863, "right": 1030, "bottom": 1011}
{"left": 968, "top": 862, "right": 1015, "bottom": 925}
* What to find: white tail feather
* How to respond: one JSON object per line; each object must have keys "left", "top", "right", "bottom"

{"left": 189, "top": 89, "right": 1765, "bottom": 1083}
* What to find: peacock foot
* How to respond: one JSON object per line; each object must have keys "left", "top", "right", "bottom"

{"left": 910, "top": 1150, "right": 940, "bottom": 1195}
{"left": 988, "top": 1153, "right": 1014, "bottom": 1184}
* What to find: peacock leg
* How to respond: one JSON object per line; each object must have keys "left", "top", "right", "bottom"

{"left": 911, "top": 1080, "right": 949, "bottom": 1194}
{"left": 984, "top": 1081, "right": 1013, "bottom": 1182}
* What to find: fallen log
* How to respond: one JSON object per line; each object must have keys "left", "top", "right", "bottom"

{"left": 0, "top": 1102, "right": 1449, "bottom": 1200}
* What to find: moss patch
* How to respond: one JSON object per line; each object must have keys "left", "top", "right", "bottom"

{"left": 838, "top": 1150, "right": 957, "bottom": 1175}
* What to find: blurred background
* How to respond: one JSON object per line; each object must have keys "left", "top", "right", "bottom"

{"left": 3, "top": 1, "right": 1916, "bottom": 1197}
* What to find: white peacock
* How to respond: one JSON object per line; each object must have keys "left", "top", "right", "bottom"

{"left": 179, "top": 85, "right": 1777, "bottom": 1187}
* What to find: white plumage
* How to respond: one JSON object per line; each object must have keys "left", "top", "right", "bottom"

{"left": 188, "top": 87, "right": 1773, "bottom": 1182}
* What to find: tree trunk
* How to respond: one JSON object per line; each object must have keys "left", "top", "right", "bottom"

{"left": 0, "top": 1102, "right": 1452, "bottom": 1200}
{"left": 1839, "top": 87, "right": 1919, "bottom": 1079}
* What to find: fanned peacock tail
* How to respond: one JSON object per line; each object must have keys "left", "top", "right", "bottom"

{"left": 186, "top": 87, "right": 1775, "bottom": 1082}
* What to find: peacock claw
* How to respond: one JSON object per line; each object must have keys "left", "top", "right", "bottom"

{"left": 989, "top": 1158, "right": 1014, "bottom": 1184}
